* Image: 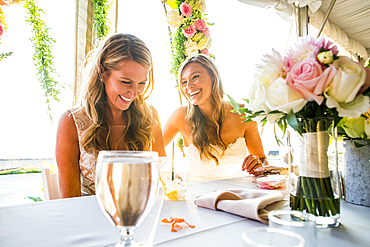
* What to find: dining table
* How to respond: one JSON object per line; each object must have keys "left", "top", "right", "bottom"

{"left": 0, "top": 176, "right": 369, "bottom": 247}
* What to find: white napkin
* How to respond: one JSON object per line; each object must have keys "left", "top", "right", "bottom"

{"left": 194, "top": 188, "right": 285, "bottom": 224}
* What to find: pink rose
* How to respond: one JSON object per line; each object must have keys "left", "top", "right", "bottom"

{"left": 180, "top": 2, "right": 192, "bottom": 17}
{"left": 182, "top": 25, "right": 196, "bottom": 38}
{"left": 286, "top": 57, "right": 337, "bottom": 105}
{"left": 0, "top": 22, "right": 5, "bottom": 39}
{"left": 200, "top": 48, "right": 209, "bottom": 56}
{"left": 202, "top": 27, "right": 210, "bottom": 37}
{"left": 0, "top": 0, "right": 9, "bottom": 6}
{"left": 194, "top": 19, "right": 206, "bottom": 31}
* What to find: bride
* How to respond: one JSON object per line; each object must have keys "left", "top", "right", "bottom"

{"left": 163, "top": 54, "right": 268, "bottom": 182}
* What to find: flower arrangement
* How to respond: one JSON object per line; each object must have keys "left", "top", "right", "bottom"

{"left": 228, "top": 35, "right": 370, "bottom": 138}
{"left": 164, "top": 0, "right": 213, "bottom": 80}
{"left": 228, "top": 35, "right": 370, "bottom": 223}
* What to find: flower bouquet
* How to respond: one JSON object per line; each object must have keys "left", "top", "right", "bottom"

{"left": 164, "top": 0, "right": 212, "bottom": 79}
{"left": 228, "top": 35, "right": 370, "bottom": 227}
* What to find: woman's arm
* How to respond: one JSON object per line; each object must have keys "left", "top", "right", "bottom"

{"left": 162, "top": 106, "right": 186, "bottom": 148}
{"left": 241, "top": 121, "right": 269, "bottom": 175}
{"left": 55, "top": 110, "right": 82, "bottom": 198}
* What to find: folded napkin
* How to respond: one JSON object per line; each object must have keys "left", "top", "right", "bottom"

{"left": 194, "top": 188, "right": 285, "bottom": 224}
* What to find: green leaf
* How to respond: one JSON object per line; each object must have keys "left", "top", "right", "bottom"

{"left": 227, "top": 94, "right": 240, "bottom": 112}
{"left": 354, "top": 141, "right": 370, "bottom": 147}
{"left": 286, "top": 110, "right": 301, "bottom": 134}
{"left": 0, "top": 51, "right": 13, "bottom": 61}
{"left": 25, "top": 196, "right": 43, "bottom": 202}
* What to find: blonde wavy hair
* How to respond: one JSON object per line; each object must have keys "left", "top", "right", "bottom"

{"left": 79, "top": 33, "right": 155, "bottom": 153}
{"left": 179, "top": 54, "right": 227, "bottom": 165}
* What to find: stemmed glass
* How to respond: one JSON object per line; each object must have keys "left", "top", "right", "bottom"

{"left": 95, "top": 151, "right": 160, "bottom": 247}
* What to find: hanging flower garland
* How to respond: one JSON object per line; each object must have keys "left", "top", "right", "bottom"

{"left": 0, "top": 0, "right": 24, "bottom": 61}
{"left": 164, "top": 0, "right": 213, "bottom": 81}
{"left": 24, "top": 0, "right": 62, "bottom": 120}
{"left": 92, "top": 0, "right": 111, "bottom": 43}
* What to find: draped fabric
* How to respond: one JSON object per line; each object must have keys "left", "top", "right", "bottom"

{"left": 74, "top": 0, "right": 93, "bottom": 104}
{"left": 309, "top": 3, "right": 369, "bottom": 60}
{"left": 237, "top": 0, "right": 370, "bottom": 60}
{"left": 73, "top": 0, "right": 118, "bottom": 103}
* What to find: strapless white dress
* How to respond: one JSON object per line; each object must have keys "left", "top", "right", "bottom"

{"left": 183, "top": 137, "right": 248, "bottom": 182}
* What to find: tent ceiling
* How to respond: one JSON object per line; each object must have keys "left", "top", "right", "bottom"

{"left": 238, "top": 0, "right": 370, "bottom": 59}
{"left": 319, "top": 0, "right": 370, "bottom": 54}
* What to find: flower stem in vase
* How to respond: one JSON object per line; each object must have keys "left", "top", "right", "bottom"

{"left": 289, "top": 118, "right": 341, "bottom": 228}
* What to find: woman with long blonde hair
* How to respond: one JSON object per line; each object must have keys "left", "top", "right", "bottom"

{"left": 163, "top": 54, "right": 267, "bottom": 182}
{"left": 56, "top": 33, "right": 165, "bottom": 197}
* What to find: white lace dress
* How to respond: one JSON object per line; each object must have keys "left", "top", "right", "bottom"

{"left": 183, "top": 137, "right": 248, "bottom": 182}
{"left": 70, "top": 106, "right": 98, "bottom": 195}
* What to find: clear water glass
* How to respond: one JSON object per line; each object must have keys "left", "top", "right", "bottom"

{"left": 268, "top": 210, "right": 316, "bottom": 247}
{"left": 95, "top": 151, "right": 159, "bottom": 247}
{"left": 158, "top": 157, "right": 192, "bottom": 200}
{"left": 242, "top": 227, "right": 305, "bottom": 247}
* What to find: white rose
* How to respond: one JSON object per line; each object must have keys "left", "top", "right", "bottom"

{"left": 265, "top": 78, "right": 307, "bottom": 114}
{"left": 248, "top": 81, "right": 269, "bottom": 113}
{"left": 325, "top": 56, "right": 370, "bottom": 117}
{"left": 197, "top": 36, "right": 209, "bottom": 50}
{"left": 168, "top": 10, "right": 184, "bottom": 29}
{"left": 184, "top": 39, "right": 199, "bottom": 57}
{"left": 205, "top": 37, "right": 212, "bottom": 49}
{"left": 200, "top": 0, "right": 206, "bottom": 14}
{"left": 326, "top": 93, "right": 370, "bottom": 117}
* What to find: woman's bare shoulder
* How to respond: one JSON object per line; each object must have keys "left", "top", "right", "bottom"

{"left": 171, "top": 105, "right": 187, "bottom": 119}
{"left": 57, "top": 109, "right": 78, "bottom": 133}
{"left": 225, "top": 102, "right": 256, "bottom": 127}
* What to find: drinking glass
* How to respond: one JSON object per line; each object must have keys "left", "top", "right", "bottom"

{"left": 158, "top": 157, "right": 192, "bottom": 200}
{"left": 242, "top": 227, "right": 305, "bottom": 247}
{"left": 95, "top": 151, "right": 160, "bottom": 247}
{"left": 268, "top": 210, "right": 317, "bottom": 247}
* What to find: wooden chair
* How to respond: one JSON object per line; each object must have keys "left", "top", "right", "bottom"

{"left": 42, "top": 167, "right": 61, "bottom": 200}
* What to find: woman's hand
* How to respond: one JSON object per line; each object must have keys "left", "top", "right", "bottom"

{"left": 242, "top": 155, "right": 268, "bottom": 176}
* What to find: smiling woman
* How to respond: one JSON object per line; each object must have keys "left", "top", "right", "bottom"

{"left": 55, "top": 33, "right": 166, "bottom": 198}
{"left": 0, "top": 0, "right": 292, "bottom": 162}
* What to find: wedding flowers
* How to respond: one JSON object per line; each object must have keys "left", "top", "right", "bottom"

{"left": 165, "top": 0, "right": 213, "bottom": 79}
{"left": 337, "top": 108, "right": 370, "bottom": 147}
{"left": 0, "top": 6, "right": 7, "bottom": 40}
{"left": 168, "top": 9, "right": 184, "bottom": 29}
{"left": 228, "top": 35, "right": 370, "bottom": 221}
{"left": 229, "top": 36, "right": 370, "bottom": 135}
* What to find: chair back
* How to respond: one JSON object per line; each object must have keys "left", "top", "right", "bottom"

{"left": 42, "top": 167, "right": 61, "bottom": 200}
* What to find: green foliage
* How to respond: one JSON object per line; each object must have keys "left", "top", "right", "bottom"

{"left": 176, "top": 134, "right": 184, "bottom": 152}
{"left": 25, "top": 196, "right": 43, "bottom": 202}
{"left": 92, "top": 0, "right": 111, "bottom": 42}
{"left": 166, "top": 0, "right": 182, "bottom": 9}
{"left": 24, "top": 0, "right": 62, "bottom": 120}
{"left": 365, "top": 58, "right": 370, "bottom": 68}
{"left": 0, "top": 51, "right": 13, "bottom": 61}
{"left": 170, "top": 28, "right": 187, "bottom": 80}
{"left": 227, "top": 94, "right": 341, "bottom": 144}
{"left": 0, "top": 168, "right": 41, "bottom": 175}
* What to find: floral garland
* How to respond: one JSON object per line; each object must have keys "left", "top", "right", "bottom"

{"left": 164, "top": 0, "right": 213, "bottom": 81}
{"left": 92, "top": 0, "right": 111, "bottom": 43}
{"left": 0, "top": 0, "right": 24, "bottom": 61}
{"left": 24, "top": 0, "right": 61, "bottom": 120}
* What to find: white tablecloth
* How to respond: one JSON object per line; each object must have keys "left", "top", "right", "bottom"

{"left": 0, "top": 176, "right": 369, "bottom": 247}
